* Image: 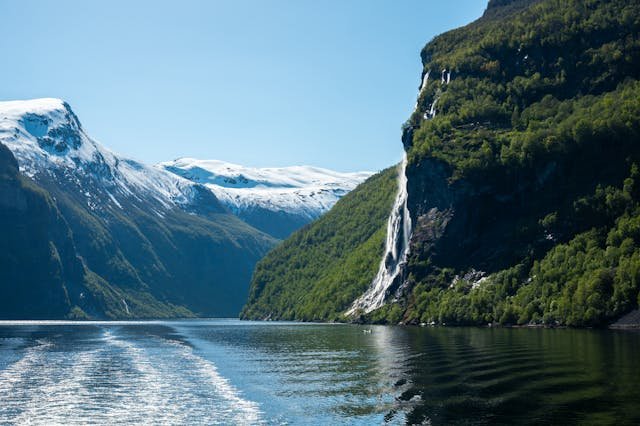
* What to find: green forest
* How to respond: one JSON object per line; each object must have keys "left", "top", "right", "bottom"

{"left": 243, "top": 0, "right": 640, "bottom": 327}
{"left": 241, "top": 167, "right": 398, "bottom": 321}
{"left": 394, "top": 0, "right": 640, "bottom": 326}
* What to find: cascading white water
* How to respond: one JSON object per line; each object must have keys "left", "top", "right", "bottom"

{"left": 414, "top": 71, "right": 430, "bottom": 111}
{"left": 346, "top": 154, "right": 412, "bottom": 315}
{"left": 122, "top": 299, "right": 130, "bottom": 315}
{"left": 428, "top": 97, "right": 438, "bottom": 118}
{"left": 421, "top": 71, "right": 430, "bottom": 90}
{"left": 424, "top": 68, "right": 449, "bottom": 119}
{"left": 347, "top": 66, "right": 451, "bottom": 316}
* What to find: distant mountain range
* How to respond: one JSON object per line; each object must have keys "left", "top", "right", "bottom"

{"left": 0, "top": 98, "right": 369, "bottom": 319}
{"left": 160, "top": 158, "right": 371, "bottom": 238}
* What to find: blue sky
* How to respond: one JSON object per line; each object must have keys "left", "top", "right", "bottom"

{"left": 0, "top": 0, "right": 486, "bottom": 172}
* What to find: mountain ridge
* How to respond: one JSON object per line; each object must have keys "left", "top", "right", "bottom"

{"left": 159, "top": 157, "right": 372, "bottom": 239}
{"left": 0, "top": 98, "right": 277, "bottom": 319}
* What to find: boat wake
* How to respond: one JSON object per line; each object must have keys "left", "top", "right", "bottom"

{"left": 0, "top": 327, "right": 262, "bottom": 425}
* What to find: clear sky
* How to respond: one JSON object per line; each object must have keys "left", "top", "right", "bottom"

{"left": 0, "top": 0, "right": 486, "bottom": 172}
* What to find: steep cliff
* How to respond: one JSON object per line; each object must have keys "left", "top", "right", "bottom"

{"left": 243, "top": 0, "right": 640, "bottom": 327}
{"left": 0, "top": 99, "right": 277, "bottom": 319}
{"left": 0, "top": 143, "right": 83, "bottom": 318}
{"left": 389, "top": 0, "right": 640, "bottom": 326}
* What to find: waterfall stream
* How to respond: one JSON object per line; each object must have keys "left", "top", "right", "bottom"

{"left": 347, "top": 66, "right": 450, "bottom": 316}
{"left": 346, "top": 154, "right": 412, "bottom": 315}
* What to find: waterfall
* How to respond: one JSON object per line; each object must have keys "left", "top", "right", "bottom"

{"left": 420, "top": 71, "right": 430, "bottom": 91}
{"left": 414, "top": 71, "right": 430, "bottom": 111}
{"left": 429, "top": 98, "right": 438, "bottom": 118}
{"left": 122, "top": 299, "right": 130, "bottom": 315}
{"left": 347, "top": 65, "right": 449, "bottom": 316}
{"left": 347, "top": 154, "right": 412, "bottom": 315}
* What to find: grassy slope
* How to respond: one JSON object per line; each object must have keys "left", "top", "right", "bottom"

{"left": 241, "top": 167, "right": 398, "bottom": 321}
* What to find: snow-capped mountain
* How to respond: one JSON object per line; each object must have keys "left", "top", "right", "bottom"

{"left": 0, "top": 98, "right": 371, "bottom": 239}
{"left": 159, "top": 158, "right": 373, "bottom": 238}
{"left": 0, "top": 98, "right": 275, "bottom": 319}
{"left": 0, "top": 97, "right": 369, "bottom": 318}
{"left": 0, "top": 98, "right": 209, "bottom": 215}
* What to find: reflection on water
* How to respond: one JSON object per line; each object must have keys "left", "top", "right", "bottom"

{"left": 397, "top": 327, "right": 640, "bottom": 425}
{"left": 0, "top": 320, "right": 638, "bottom": 425}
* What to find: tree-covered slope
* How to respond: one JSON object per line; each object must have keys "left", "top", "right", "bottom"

{"left": 242, "top": 0, "right": 640, "bottom": 327}
{"left": 42, "top": 177, "right": 275, "bottom": 318}
{"left": 390, "top": 0, "right": 640, "bottom": 326}
{"left": 0, "top": 141, "right": 274, "bottom": 319}
{"left": 241, "top": 167, "right": 398, "bottom": 321}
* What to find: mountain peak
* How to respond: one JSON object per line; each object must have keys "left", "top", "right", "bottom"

{"left": 0, "top": 98, "right": 201, "bottom": 212}
{"left": 159, "top": 157, "right": 373, "bottom": 238}
{"left": 0, "top": 97, "right": 84, "bottom": 157}
{"left": 159, "top": 158, "right": 372, "bottom": 189}
{"left": 0, "top": 97, "right": 68, "bottom": 114}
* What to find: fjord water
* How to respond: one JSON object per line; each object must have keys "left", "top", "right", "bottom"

{"left": 0, "top": 320, "right": 638, "bottom": 425}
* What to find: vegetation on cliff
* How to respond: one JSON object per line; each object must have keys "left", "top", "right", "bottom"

{"left": 393, "top": 0, "right": 640, "bottom": 326}
{"left": 245, "top": 0, "right": 640, "bottom": 327}
{"left": 405, "top": 162, "right": 640, "bottom": 326}
{"left": 241, "top": 167, "right": 398, "bottom": 321}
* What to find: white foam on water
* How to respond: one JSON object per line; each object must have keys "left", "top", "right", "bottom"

{"left": 0, "top": 329, "right": 263, "bottom": 425}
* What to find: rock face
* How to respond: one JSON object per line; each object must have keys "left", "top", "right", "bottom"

{"left": 388, "top": 0, "right": 640, "bottom": 326}
{"left": 0, "top": 142, "right": 85, "bottom": 319}
{"left": 610, "top": 310, "right": 640, "bottom": 329}
{"left": 403, "top": 155, "right": 558, "bottom": 287}
{"left": 0, "top": 99, "right": 277, "bottom": 319}
{"left": 159, "top": 158, "right": 372, "bottom": 239}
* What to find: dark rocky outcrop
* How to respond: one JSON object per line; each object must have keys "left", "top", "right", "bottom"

{"left": 610, "top": 310, "right": 640, "bottom": 329}
{"left": 0, "top": 143, "right": 84, "bottom": 318}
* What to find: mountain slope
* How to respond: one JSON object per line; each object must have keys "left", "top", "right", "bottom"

{"left": 160, "top": 158, "right": 372, "bottom": 239}
{"left": 242, "top": 0, "right": 640, "bottom": 327}
{"left": 0, "top": 98, "right": 276, "bottom": 319}
{"left": 396, "top": 0, "right": 640, "bottom": 327}
{"left": 241, "top": 166, "right": 398, "bottom": 321}
{"left": 0, "top": 142, "right": 82, "bottom": 319}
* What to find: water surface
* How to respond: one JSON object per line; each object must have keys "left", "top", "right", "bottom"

{"left": 0, "top": 320, "right": 638, "bottom": 425}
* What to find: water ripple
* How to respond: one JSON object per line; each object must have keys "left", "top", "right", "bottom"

{"left": 0, "top": 328, "right": 262, "bottom": 425}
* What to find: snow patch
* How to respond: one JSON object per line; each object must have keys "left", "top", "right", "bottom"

{"left": 0, "top": 98, "right": 202, "bottom": 211}
{"left": 159, "top": 158, "right": 373, "bottom": 220}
